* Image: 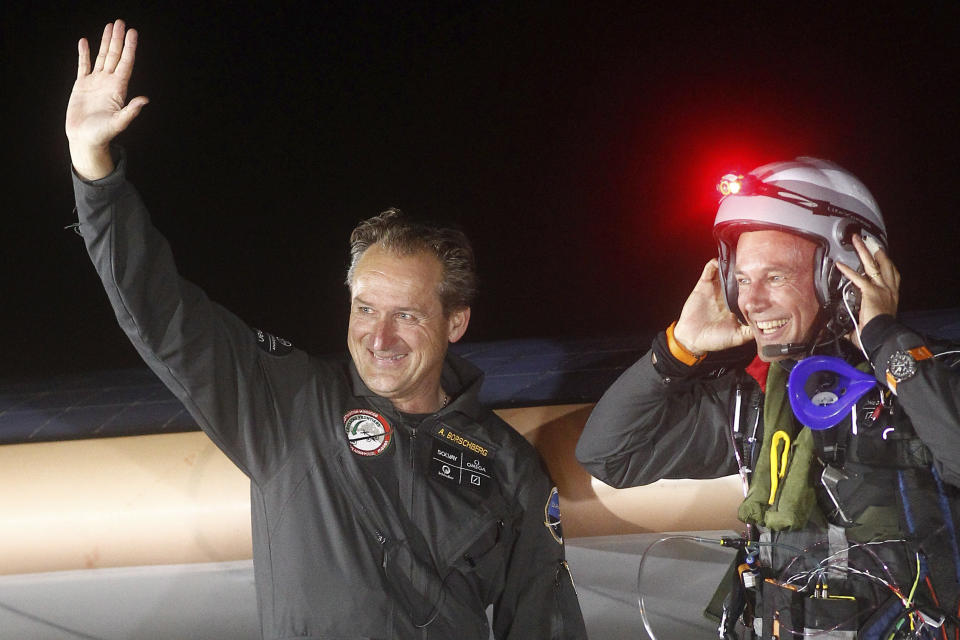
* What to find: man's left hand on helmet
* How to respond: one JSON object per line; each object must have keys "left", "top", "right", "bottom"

{"left": 836, "top": 234, "right": 900, "bottom": 329}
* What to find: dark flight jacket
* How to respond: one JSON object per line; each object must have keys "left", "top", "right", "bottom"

{"left": 577, "top": 318, "right": 960, "bottom": 635}
{"left": 73, "top": 151, "right": 587, "bottom": 640}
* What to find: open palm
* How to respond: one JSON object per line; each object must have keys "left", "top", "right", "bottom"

{"left": 66, "top": 20, "right": 148, "bottom": 179}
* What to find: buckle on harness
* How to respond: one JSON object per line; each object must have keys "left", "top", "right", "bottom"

{"left": 820, "top": 465, "right": 856, "bottom": 526}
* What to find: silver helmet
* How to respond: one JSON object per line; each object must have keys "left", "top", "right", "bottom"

{"left": 713, "top": 157, "right": 887, "bottom": 327}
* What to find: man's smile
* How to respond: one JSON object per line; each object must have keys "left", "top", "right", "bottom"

{"left": 370, "top": 350, "right": 408, "bottom": 363}
{"left": 755, "top": 318, "right": 789, "bottom": 335}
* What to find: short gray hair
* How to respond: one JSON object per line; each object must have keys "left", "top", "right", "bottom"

{"left": 346, "top": 208, "right": 477, "bottom": 314}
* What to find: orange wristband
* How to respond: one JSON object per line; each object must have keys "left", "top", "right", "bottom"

{"left": 666, "top": 321, "right": 706, "bottom": 367}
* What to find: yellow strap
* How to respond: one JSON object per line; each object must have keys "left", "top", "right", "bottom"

{"left": 768, "top": 431, "right": 791, "bottom": 505}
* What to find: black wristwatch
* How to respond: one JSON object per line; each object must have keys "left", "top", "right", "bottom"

{"left": 885, "top": 346, "right": 933, "bottom": 392}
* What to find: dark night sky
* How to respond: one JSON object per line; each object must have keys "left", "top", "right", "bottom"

{"left": 3, "top": 1, "right": 960, "bottom": 380}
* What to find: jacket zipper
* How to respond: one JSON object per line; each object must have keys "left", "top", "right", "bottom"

{"left": 410, "top": 425, "right": 418, "bottom": 491}
{"left": 407, "top": 420, "right": 424, "bottom": 636}
{"left": 335, "top": 455, "right": 389, "bottom": 548}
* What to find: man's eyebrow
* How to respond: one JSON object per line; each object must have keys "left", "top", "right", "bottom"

{"left": 352, "top": 297, "right": 423, "bottom": 314}
{"left": 733, "top": 264, "right": 797, "bottom": 275}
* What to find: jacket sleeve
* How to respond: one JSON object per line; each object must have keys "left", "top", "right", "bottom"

{"left": 575, "top": 335, "right": 741, "bottom": 488}
{"left": 861, "top": 314, "right": 960, "bottom": 486}
{"left": 72, "top": 150, "right": 306, "bottom": 481}
{"left": 493, "top": 459, "right": 587, "bottom": 640}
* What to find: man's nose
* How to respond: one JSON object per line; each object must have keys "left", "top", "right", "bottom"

{"left": 740, "top": 283, "right": 769, "bottom": 315}
{"left": 371, "top": 317, "right": 397, "bottom": 350}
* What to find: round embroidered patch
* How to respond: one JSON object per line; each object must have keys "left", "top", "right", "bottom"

{"left": 343, "top": 409, "right": 393, "bottom": 457}
{"left": 544, "top": 486, "right": 563, "bottom": 544}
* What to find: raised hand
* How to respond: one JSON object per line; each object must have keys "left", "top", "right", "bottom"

{"left": 673, "top": 259, "right": 754, "bottom": 355}
{"left": 65, "top": 20, "right": 149, "bottom": 180}
{"left": 835, "top": 234, "right": 900, "bottom": 330}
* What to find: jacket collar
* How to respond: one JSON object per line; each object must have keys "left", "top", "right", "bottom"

{"left": 347, "top": 351, "right": 486, "bottom": 422}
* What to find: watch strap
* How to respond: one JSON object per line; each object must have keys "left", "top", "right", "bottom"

{"left": 885, "top": 345, "right": 934, "bottom": 392}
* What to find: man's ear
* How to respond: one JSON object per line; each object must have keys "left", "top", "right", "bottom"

{"left": 447, "top": 307, "right": 471, "bottom": 343}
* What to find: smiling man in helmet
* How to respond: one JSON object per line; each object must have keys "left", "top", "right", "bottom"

{"left": 577, "top": 157, "right": 960, "bottom": 638}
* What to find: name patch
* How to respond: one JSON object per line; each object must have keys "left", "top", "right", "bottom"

{"left": 430, "top": 425, "right": 494, "bottom": 496}
{"left": 433, "top": 424, "right": 491, "bottom": 459}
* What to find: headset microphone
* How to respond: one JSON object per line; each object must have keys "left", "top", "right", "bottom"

{"left": 762, "top": 343, "right": 809, "bottom": 358}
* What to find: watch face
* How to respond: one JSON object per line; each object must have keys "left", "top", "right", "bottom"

{"left": 888, "top": 351, "right": 917, "bottom": 382}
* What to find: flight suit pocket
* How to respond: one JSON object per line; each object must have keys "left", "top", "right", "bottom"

{"left": 439, "top": 492, "right": 515, "bottom": 568}
{"left": 443, "top": 497, "right": 519, "bottom": 608}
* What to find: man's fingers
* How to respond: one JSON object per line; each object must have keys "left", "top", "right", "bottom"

{"left": 695, "top": 259, "right": 726, "bottom": 302}
{"left": 849, "top": 235, "right": 901, "bottom": 291}
{"left": 103, "top": 20, "right": 126, "bottom": 73}
{"left": 698, "top": 258, "right": 720, "bottom": 283}
{"left": 114, "top": 28, "right": 139, "bottom": 79}
{"left": 93, "top": 23, "right": 112, "bottom": 72}
{"left": 840, "top": 261, "right": 889, "bottom": 298}
{"left": 850, "top": 235, "right": 876, "bottom": 272}
{"left": 80, "top": 21, "right": 136, "bottom": 81}
{"left": 873, "top": 245, "right": 898, "bottom": 280}
{"left": 852, "top": 234, "right": 895, "bottom": 282}
{"left": 873, "top": 247, "right": 893, "bottom": 268}
{"left": 76, "top": 38, "right": 91, "bottom": 80}
{"left": 115, "top": 96, "right": 150, "bottom": 131}
{"left": 837, "top": 262, "right": 869, "bottom": 289}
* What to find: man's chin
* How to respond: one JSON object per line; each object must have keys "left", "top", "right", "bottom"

{"left": 357, "top": 370, "right": 403, "bottom": 396}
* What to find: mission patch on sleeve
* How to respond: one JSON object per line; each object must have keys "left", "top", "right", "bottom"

{"left": 253, "top": 328, "right": 294, "bottom": 356}
{"left": 544, "top": 486, "right": 563, "bottom": 544}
